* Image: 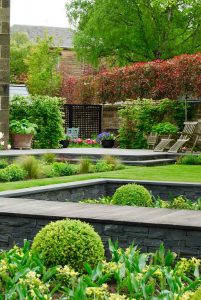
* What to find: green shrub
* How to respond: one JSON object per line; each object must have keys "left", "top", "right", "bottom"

{"left": 152, "top": 122, "right": 178, "bottom": 135}
{"left": 192, "top": 287, "right": 201, "bottom": 300}
{"left": 170, "top": 196, "right": 192, "bottom": 210}
{"left": 79, "top": 158, "right": 93, "bottom": 174}
{"left": 42, "top": 153, "right": 56, "bottom": 164}
{"left": 10, "top": 95, "right": 65, "bottom": 149}
{"left": 95, "top": 160, "right": 113, "bottom": 172}
{"left": 0, "top": 159, "right": 9, "bottom": 169}
{"left": 32, "top": 219, "right": 105, "bottom": 272}
{"left": 177, "top": 155, "right": 201, "bottom": 165}
{"left": 0, "top": 164, "right": 27, "bottom": 182}
{"left": 118, "top": 99, "right": 186, "bottom": 149}
{"left": 16, "top": 156, "right": 42, "bottom": 179}
{"left": 51, "top": 162, "right": 77, "bottom": 176}
{"left": 112, "top": 183, "right": 153, "bottom": 207}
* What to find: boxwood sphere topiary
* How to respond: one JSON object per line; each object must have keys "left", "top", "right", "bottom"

{"left": 112, "top": 183, "right": 153, "bottom": 207}
{"left": 32, "top": 219, "right": 104, "bottom": 272}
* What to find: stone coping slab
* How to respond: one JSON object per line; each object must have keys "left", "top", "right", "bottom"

{"left": 0, "top": 148, "right": 176, "bottom": 157}
{"left": 0, "top": 197, "right": 201, "bottom": 230}
{"left": 0, "top": 178, "right": 201, "bottom": 198}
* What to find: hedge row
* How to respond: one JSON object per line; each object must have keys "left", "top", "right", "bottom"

{"left": 61, "top": 53, "right": 201, "bottom": 104}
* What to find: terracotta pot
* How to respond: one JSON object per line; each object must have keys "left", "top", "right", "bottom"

{"left": 101, "top": 140, "right": 115, "bottom": 148}
{"left": 11, "top": 134, "right": 34, "bottom": 149}
{"left": 60, "top": 140, "right": 70, "bottom": 148}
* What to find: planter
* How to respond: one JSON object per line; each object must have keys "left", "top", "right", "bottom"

{"left": 11, "top": 134, "right": 34, "bottom": 150}
{"left": 101, "top": 140, "right": 115, "bottom": 148}
{"left": 60, "top": 140, "right": 70, "bottom": 148}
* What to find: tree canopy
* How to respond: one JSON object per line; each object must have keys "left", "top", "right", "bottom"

{"left": 66, "top": 0, "right": 201, "bottom": 66}
{"left": 10, "top": 32, "right": 32, "bottom": 83}
{"left": 25, "top": 36, "right": 61, "bottom": 97}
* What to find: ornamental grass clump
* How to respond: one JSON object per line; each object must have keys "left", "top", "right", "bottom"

{"left": 16, "top": 155, "right": 42, "bottom": 179}
{"left": 32, "top": 219, "right": 105, "bottom": 272}
{"left": 112, "top": 183, "right": 153, "bottom": 207}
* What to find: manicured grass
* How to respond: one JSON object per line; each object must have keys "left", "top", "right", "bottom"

{"left": 0, "top": 164, "right": 200, "bottom": 192}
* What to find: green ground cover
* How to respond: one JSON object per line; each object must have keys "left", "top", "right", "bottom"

{"left": 0, "top": 165, "right": 200, "bottom": 192}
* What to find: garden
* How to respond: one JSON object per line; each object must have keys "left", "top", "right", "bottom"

{"left": 1, "top": 2, "right": 201, "bottom": 298}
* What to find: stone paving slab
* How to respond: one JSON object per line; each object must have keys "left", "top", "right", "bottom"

{"left": 0, "top": 197, "right": 201, "bottom": 230}
{"left": 0, "top": 148, "right": 175, "bottom": 157}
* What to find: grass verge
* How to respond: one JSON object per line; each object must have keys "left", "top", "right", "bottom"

{"left": 0, "top": 164, "right": 200, "bottom": 192}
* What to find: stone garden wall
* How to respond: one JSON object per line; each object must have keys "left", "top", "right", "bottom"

{"left": 0, "top": 0, "right": 10, "bottom": 145}
{"left": 1, "top": 211, "right": 201, "bottom": 258}
{"left": 0, "top": 179, "right": 201, "bottom": 201}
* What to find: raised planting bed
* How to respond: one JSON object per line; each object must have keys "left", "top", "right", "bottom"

{"left": 0, "top": 179, "right": 201, "bottom": 201}
{"left": 0, "top": 197, "right": 201, "bottom": 258}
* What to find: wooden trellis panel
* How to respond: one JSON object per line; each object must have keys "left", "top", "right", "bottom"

{"left": 63, "top": 104, "right": 102, "bottom": 138}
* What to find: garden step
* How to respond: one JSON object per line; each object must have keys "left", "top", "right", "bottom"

{"left": 60, "top": 157, "right": 176, "bottom": 166}
{"left": 125, "top": 158, "right": 176, "bottom": 166}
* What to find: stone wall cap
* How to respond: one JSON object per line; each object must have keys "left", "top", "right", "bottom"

{"left": 0, "top": 197, "right": 201, "bottom": 230}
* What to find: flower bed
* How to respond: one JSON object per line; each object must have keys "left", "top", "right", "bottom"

{"left": 0, "top": 155, "right": 124, "bottom": 182}
{"left": 1, "top": 225, "right": 201, "bottom": 299}
{"left": 69, "top": 138, "right": 100, "bottom": 148}
{"left": 81, "top": 183, "right": 201, "bottom": 211}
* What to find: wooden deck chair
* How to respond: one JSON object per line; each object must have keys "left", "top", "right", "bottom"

{"left": 190, "top": 121, "right": 201, "bottom": 152}
{"left": 153, "top": 135, "right": 174, "bottom": 152}
{"left": 147, "top": 133, "right": 158, "bottom": 149}
{"left": 168, "top": 121, "right": 198, "bottom": 153}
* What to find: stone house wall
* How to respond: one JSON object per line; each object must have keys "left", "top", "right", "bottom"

{"left": 0, "top": 0, "right": 10, "bottom": 145}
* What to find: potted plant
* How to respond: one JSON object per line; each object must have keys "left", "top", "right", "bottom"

{"left": 152, "top": 122, "right": 178, "bottom": 139}
{"left": 60, "top": 135, "right": 71, "bottom": 148}
{"left": 10, "top": 119, "right": 37, "bottom": 149}
{"left": 96, "top": 132, "right": 116, "bottom": 148}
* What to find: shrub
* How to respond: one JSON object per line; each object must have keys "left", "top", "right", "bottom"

{"left": 192, "top": 287, "right": 201, "bottom": 300}
{"left": 177, "top": 155, "right": 201, "bottom": 165}
{"left": 112, "top": 183, "right": 153, "bottom": 207}
{"left": 0, "top": 159, "right": 9, "bottom": 169}
{"left": 95, "top": 160, "right": 113, "bottom": 172}
{"left": 0, "top": 164, "right": 27, "bottom": 182}
{"left": 42, "top": 153, "right": 56, "bottom": 164}
{"left": 10, "top": 95, "right": 65, "bottom": 149}
{"left": 61, "top": 53, "right": 201, "bottom": 104}
{"left": 32, "top": 219, "right": 105, "bottom": 272}
{"left": 118, "top": 99, "right": 185, "bottom": 149}
{"left": 16, "top": 156, "right": 42, "bottom": 179}
{"left": 51, "top": 162, "right": 77, "bottom": 176}
{"left": 152, "top": 122, "right": 178, "bottom": 135}
{"left": 79, "top": 158, "right": 93, "bottom": 174}
{"left": 170, "top": 196, "right": 192, "bottom": 210}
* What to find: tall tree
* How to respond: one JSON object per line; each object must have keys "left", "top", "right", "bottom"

{"left": 10, "top": 32, "right": 32, "bottom": 83}
{"left": 25, "top": 36, "right": 61, "bottom": 96}
{"left": 66, "top": 0, "right": 201, "bottom": 66}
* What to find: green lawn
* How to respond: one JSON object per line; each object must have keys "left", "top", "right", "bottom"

{"left": 0, "top": 164, "right": 200, "bottom": 192}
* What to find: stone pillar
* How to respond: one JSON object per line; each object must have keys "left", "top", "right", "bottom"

{"left": 0, "top": 0, "right": 10, "bottom": 146}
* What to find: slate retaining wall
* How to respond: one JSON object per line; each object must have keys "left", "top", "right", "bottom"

{"left": 1, "top": 213, "right": 201, "bottom": 258}
{"left": 1, "top": 179, "right": 201, "bottom": 201}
